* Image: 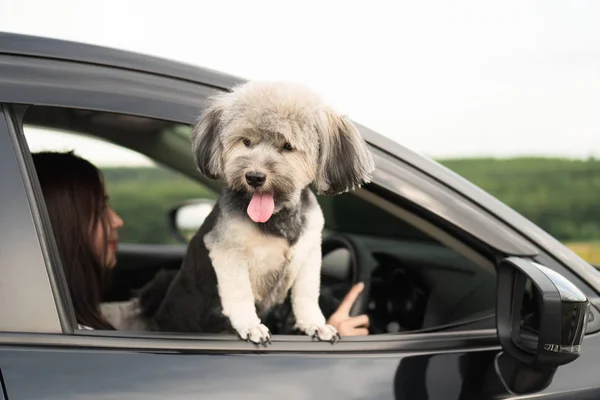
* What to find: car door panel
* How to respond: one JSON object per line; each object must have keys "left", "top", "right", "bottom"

{"left": 2, "top": 333, "right": 600, "bottom": 399}
{"left": 533, "top": 334, "right": 600, "bottom": 398}
{"left": 0, "top": 346, "right": 496, "bottom": 400}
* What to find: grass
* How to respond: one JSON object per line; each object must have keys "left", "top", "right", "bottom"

{"left": 565, "top": 241, "right": 600, "bottom": 267}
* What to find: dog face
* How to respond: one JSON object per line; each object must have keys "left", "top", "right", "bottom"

{"left": 191, "top": 81, "right": 375, "bottom": 221}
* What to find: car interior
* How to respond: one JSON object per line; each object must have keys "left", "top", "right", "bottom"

{"left": 21, "top": 105, "right": 498, "bottom": 336}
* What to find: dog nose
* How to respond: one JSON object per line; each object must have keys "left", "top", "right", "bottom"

{"left": 245, "top": 171, "right": 266, "bottom": 188}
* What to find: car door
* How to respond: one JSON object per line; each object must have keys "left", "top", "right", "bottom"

{"left": 1, "top": 41, "right": 599, "bottom": 399}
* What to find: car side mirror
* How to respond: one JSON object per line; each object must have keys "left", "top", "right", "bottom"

{"left": 487, "top": 256, "right": 590, "bottom": 397}
{"left": 167, "top": 199, "right": 216, "bottom": 243}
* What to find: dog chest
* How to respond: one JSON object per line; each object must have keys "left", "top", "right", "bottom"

{"left": 205, "top": 217, "right": 293, "bottom": 275}
{"left": 247, "top": 235, "right": 293, "bottom": 307}
{"left": 210, "top": 216, "right": 296, "bottom": 306}
{"left": 243, "top": 221, "right": 294, "bottom": 306}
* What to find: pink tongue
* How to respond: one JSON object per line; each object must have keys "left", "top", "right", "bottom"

{"left": 247, "top": 192, "right": 275, "bottom": 223}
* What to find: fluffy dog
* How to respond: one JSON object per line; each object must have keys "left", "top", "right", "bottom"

{"left": 146, "top": 81, "right": 375, "bottom": 344}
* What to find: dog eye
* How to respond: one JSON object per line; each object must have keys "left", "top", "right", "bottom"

{"left": 242, "top": 138, "right": 251, "bottom": 147}
{"left": 282, "top": 142, "right": 293, "bottom": 151}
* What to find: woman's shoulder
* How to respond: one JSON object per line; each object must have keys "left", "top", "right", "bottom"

{"left": 77, "top": 324, "right": 94, "bottom": 330}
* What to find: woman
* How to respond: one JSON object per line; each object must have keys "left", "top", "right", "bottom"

{"left": 32, "top": 150, "right": 369, "bottom": 336}
{"left": 32, "top": 151, "right": 123, "bottom": 330}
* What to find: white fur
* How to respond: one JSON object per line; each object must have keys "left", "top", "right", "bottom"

{"left": 203, "top": 196, "right": 336, "bottom": 343}
{"left": 204, "top": 216, "right": 286, "bottom": 342}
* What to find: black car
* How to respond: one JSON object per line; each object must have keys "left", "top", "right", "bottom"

{"left": 0, "top": 32, "right": 599, "bottom": 400}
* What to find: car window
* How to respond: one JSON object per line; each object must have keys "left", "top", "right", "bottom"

{"left": 21, "top": 104, "right": 496, "bottom": 337}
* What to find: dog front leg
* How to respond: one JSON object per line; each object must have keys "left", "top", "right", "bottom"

{"left": 212, "top": 252, "right": 270, "bottom": 345}
{"left": 291, "top": 244, "right": 339, "bottom": 342}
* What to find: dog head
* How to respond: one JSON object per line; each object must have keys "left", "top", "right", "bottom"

{"left": 190, "top": 81, "right": 375, "bottom": 223}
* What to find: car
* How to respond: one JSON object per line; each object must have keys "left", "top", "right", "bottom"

{"left": 0, "top": 31, "right": 599, "bottom": 400}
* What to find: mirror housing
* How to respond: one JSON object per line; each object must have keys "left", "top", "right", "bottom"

{"left": 488, "top": 257, "right": 590, "bottom": 396}
{"left": 167, "top": 199, "right": 216, "bottom": 243}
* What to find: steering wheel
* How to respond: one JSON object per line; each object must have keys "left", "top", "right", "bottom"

{"left": 320, "top": 233, "right": 376, "bottom": 317}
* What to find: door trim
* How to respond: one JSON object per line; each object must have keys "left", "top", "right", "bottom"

{"left": 0, "top": 329, "right": 499, "bottom": 355}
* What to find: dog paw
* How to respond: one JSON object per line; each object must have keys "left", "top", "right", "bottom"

{"left": 296, "top": 323, "right": 340, "bottom": 343}
{"left": 236, "top": 324, "right": 271, "bottom": 345}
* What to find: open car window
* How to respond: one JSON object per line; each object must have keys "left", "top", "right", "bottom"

{"left": 21, "top": 104, "right": 497, "bottom": 339}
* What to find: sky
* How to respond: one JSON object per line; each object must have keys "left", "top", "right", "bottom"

{"left": 2, "top": 0, "right": 600, "bottom": 166}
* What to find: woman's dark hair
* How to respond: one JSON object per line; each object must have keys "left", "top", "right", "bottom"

{"left": 32, "top": 151, "right": 115, "bottom": 330}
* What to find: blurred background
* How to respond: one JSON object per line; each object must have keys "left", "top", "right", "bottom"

{"left": 2, "top": 0, "right": 599, "bottom": 264}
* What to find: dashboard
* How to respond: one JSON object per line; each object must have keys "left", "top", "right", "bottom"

{"left": 320, "top": 234, "right": 497, "bottom": 334}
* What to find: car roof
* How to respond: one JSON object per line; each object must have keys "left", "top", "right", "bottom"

{"left": 0, "top": 31, "right": 244, "bottom": 90}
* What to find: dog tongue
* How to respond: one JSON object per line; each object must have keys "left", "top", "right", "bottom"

{"left": 247, "top": 192, "right": 275, "bottom": 223}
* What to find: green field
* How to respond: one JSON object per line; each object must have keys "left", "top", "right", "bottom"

{"left": 99, "top": 156, "right": 600, "bottom": 266}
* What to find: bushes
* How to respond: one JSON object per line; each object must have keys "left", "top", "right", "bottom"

{"left": 439, "top": 157, "right": 600, "bottom": 242}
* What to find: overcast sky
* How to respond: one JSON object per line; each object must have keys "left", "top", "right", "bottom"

{"left": 2, "top": 0, "right": 600, "bottom": 165}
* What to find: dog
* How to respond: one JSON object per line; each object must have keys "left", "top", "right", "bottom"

{"left": 143, "top": 81, "right": 375, "bottom": 344}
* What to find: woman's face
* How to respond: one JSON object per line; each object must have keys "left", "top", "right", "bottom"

{"left": 92, "top": 197, "right": 124, "bottom": 269}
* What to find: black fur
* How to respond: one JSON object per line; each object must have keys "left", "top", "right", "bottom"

{"left": 147, "top": 204, "right": 234, "bottom": 333}
{"left": 137, "top": 269, "right": 178, "bottom": 318}
{"left": 191, "top": 106, "right": 222, "bottom": 180}
{"left": 317, "top": 115, "right": 374, "bottom": 196}
{"left": 139, "top": 187, "right": 315, "bottom": 334}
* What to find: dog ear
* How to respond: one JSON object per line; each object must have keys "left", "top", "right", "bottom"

{"left": 190, "top": 99, "right": 224, "bottom": 180}
{"left": 315, "top": 110, "right": 375, "bottom": 195}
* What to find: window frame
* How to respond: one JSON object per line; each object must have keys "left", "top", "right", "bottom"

{"left": 1, "top": 54, "right": 590, "bottom": 355}
{"left": 21, "top": 106, "right": 502, "bottom": 331}
{"left": 6, "top": 110, "right": 503, "bottom": 353}
{"left": 5, "top": 101, "right": 505, "bottom": 353}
